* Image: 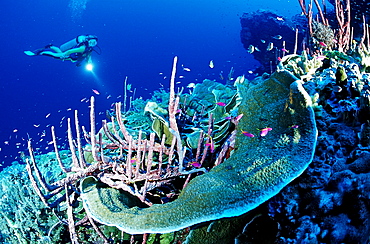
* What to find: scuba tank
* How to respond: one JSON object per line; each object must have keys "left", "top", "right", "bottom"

{"left": 60, "top": 35, "right": 97, "bottom": 52}
{"left": 60, "top": 38, "right": 78, "bottom": 52}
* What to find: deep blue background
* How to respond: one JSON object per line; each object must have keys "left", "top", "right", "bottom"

{"left": 0, "top": 0, "right": 301, "bottom": 168}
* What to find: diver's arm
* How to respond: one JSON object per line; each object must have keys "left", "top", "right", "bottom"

{"left": 86, "top": 53, "right": 92, "bottom": 64}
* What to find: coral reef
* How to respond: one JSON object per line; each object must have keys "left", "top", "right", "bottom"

{"left": 1, "top": 2, "right": 370, "bottom": 242}
{"left": 3, "top": 47, "right": 370, "bottom": 244}
{"left": 2, "top": 55, "right": 318, "bottom": 243}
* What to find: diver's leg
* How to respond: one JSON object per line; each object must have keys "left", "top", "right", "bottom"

{"left": 24, "top": 45, "right": 61, "bottom": 56}
{"left": 39, "top": 51, "right": 65, "bottom": 59}
{"left": 49, "top": 46, "right": 62, "bottom": 53}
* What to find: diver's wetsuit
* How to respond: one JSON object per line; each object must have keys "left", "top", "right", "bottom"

{"left": 38, "top": 37, "right": 93, "bottom": 66}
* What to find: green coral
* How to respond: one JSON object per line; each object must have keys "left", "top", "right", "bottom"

{"left": 335, "top": 66, "right": 348, "bottom": 85}
{"left": 185, "top": 79, "right": 237, "bottom": 122}
{"left": 136, "top": 79, "right": 239, "bottom": 151}
{"left": 179, "top": 79, "right": 239, "bottom": 149}
{"left": 323, "top": 50, "right": 354, "bottom": 64}
{"left": 353, "top": 46, "right": 370, "bottom": 72}
{"left": 277, "top": 51, "right": 323, "bottom": 80}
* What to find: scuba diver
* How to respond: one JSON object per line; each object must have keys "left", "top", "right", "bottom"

{"left": 24, "top": 35, "right": 99, "bottom": 67}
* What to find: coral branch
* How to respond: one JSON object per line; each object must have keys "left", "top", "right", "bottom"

{"left": 27, "top": 140, "right": 54, "bottom": 192}
{"left": 335, "top": 0, "right": 351, "bottom": 52}
{"left": 298, "top": 0, "right": 308, "bottom": 17}
{"left": 168, "top": 56, "right": 180, "bottom": 133}
{"left": 75, "top": 110, "right": 86, "bottom": 168}
{"left": 90, "top": 96, "right": 99, "bottom": 162}
{"left": 67, "top": 117, "right": 80, "bottom": 170}
{"left": 146, "top": 133, "right": 155, "bottom": 174}
{"left": 87, "top": 214, "right": 110, "bottom": 244}
{"left": 115, "top": 102, "right": 131, "bottom": 142}
{"left": 313, "top": 0, "right": 328, "bottom": 25}
{"left": 66, "top": 188, "right": 79, "bottom": 244}
{"left": 26, "top": 161, "right": 51, "bottom": 208}
{"left": 51, "top": 125, "right": 69, "bottom": 173}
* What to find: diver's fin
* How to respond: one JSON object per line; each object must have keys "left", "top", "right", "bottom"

{"left": 24, "top": 50, "right": 36, "bottom": 56}
{"left": 24, "top": 47, "right": 48, "bottom": 56}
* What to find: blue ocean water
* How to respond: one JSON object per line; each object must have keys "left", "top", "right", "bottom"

{"left": 0, "top": 0, "right": 301, "bottom": 168}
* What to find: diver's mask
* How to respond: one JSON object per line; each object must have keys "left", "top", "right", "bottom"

{"left": 85, "top": 35, "right": 98, "bottom": 47}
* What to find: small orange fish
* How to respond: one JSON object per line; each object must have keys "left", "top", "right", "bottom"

{"left": 130, "top": 157, "right": 138, "bottom": 164}
{"left": 206, "top": 143, "right": 214, "bottom": 153}
{"left": 104, "top": 145, "right": 119, "bottom": 150}
{"left": 205, "top": 135, "right": 215, "bottom": 153}
{"left": 224, "top": 114, "right": 243, "bottom": 121}
{"left": 190, "top": 162, "right": 202, "bottom": 168}
{"left": 241, "top": 131, "right": 255, "bottom": 137}
{"left": 234, "top": 114, "right": 244, "bottom": 122}
{"left": 315, "top": 55, "right": 327, "bottom": 61}
{"left": 216, "top": 102, "right": 226, "bottom": 106}
{"left": 259, "top": 127, "right": 272, "bottom": 137}
{"left": 281, "top": 48, "right": 289, "bottom": 53}
{"left": 319, "top": 42, "right": 327, "bottom": 47}
{"left": 209, "top": 60, "right": 214, "bottom": 68}
{"left": 92, "top": 89, "right": 100, "bottom": 95}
